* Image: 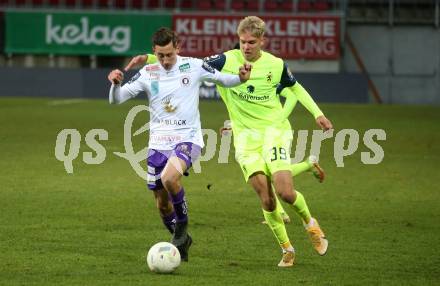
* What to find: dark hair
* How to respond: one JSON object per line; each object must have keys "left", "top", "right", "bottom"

{"left": 152, "top": 27, "right": 179, "bottom": 47}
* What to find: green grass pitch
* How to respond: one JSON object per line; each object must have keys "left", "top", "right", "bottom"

{"left": 0, "top": 97, "right": 439, "bottom": 285}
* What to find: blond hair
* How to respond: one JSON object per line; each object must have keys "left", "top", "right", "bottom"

{"left": 237, "top": 16, "right": 265, "bottom": 37}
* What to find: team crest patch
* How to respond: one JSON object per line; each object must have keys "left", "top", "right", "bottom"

{"left": 266, "top": 72, "right": 272, "bottom": 82}
{"left": 247, "top": 85, "right": 255, "bottom": 93}
{"left": 161, "top": 95, "right": 177, "bottom": 113}
{"left": 181, "top": 76, "right": 190, "bottom": 86}
{"left": 179, "top": 63, "right": 191, "bottom": 73}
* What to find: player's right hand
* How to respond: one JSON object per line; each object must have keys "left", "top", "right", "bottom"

{"left": 124, "top": 54, "right": 148, "bottom": 71}
{"left": 316, "top": 115, "right": 333, "bottom": 131}
{"left": 108, "top": 69, "right": 124, "bottom": 84}
{"left": 238, "top": 63, "right": 252, "bottom": 82}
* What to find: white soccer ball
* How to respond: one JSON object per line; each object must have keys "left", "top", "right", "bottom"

{"left": 146, "top": 242, "right": 181, "bottom": 274}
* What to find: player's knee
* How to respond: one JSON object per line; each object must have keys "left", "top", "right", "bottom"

{"left": 278, "top": 189, "right": 296, "bottom": 204}
{"left": 157, "top": 201, "right": 173, "bottom": 215}
{"left": 161, "top": 175, "right": 180, "bottom": 193}
{"left": 261, "top": 196, "right": 276, "bottom": 211}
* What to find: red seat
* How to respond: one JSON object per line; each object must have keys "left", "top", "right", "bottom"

{"left": 131, "top": 0, "right": 143, "bottom": 9}
{"left": 48, "top": 0, "right": 61, "bottom": 6}
{"left": 298, "top": 0, "right": 312, "bottom": 11}
{"left": 314, "top": 1, "right": 330, "bottom": 11}
{"left": 280, "top": 0, "right": 293, "bottom": 12}
{"left": 98, "top": 0, "right": 110, "bottom": 8}
{"left": 214, "top": 0, "right": 225, "bottom": 10}
{"left": 197, "top": 1, "right": 211, "bottom": 10}
{"left": 114, "top": 0, "right": 126, "bottom": 8}
{"left": 147, "top": 0, "right": 159, "bottom": 8}
{"left": 246, "top": 0, "right": 259, "bottom": 11}
{"left": 81, "top": 0, "right": 94, "bottom": 7}
{"left": 14, "top": 0, "right": 26, "bottom": 6}
{"left": 65, "top": 0, "right": 77, "bottom": 7}
{"left": 231, "top": 0, "right": 244, "bottom": 11}
{"left": 264, "top": 0, "right": 279, "bottom": 11}
{"left": 164, "top": 0, "right": 176, "bottom": 8}
{"left": 31, "top": 0, "right": 45, "bottom": 6}
{"left": 180, "top": 0, "right": 193, "bottom": 9}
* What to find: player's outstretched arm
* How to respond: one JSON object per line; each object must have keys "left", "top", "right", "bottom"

{"left": 279, "top": 87, "right": 298, "bottom": 120}
{"left": 288, "top": 83, "right": 333, "bottom": 131}
{"left": 201, "top": 61, "right": 250, "bottom": 87}
{"left": 107, "top": 69, "right": 138, "bottom": 104}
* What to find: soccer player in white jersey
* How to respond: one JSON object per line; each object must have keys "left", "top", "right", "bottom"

{"left": 107, "top": 27, "right": 251, "bottom": 261}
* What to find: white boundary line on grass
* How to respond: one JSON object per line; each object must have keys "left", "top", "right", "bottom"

{"left": 47, "top": 99, "right": 90, "bottom": 106}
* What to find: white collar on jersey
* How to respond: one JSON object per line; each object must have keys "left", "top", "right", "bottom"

{"left": 159, "top": 56, "right": 182, "bottom": 74}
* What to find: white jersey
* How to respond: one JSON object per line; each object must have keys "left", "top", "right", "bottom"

{"left": 109, "top": 56, "right": 242, "bottom": 150}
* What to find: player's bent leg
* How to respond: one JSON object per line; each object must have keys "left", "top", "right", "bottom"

{"left": 272, "top": 171, "right": 296, "bottom": 204}
{"left": 250, "top": 172, "right": 295, "bottom": 266}
{"left": 290, "top": 155, "right": 325, "bottom": 183}
{"left": 292, "top": 190, "right": 328, "bottom": 256}
{"left": 161, "top": 144, "right": 200, "bottom": 262}
{"left": 308, "top": 155, "right": 325, "bottom": 183}
{"left": 305, "top": 217, "right": 328, "bottom": 255}
{"left": 153, "top": 188, "right": 176, "bottom": 234}
{"left": 278, "top": 249, "right": 295, "bottom": 267}
{"left": 261, "top": 194, "right": 291, "bottom": 225}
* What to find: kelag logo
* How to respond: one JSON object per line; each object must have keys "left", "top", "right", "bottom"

{"left": 45, "top": 14, "right": 131, "bottom": 53}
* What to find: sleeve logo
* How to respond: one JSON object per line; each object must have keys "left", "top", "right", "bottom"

{"left": 202, "top": 62, "right": 216, "bottom": 74}
{"left": 128, "top": 72, "right": 141, "bottom": 84}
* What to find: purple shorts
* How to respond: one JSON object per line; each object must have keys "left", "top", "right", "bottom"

{"left": 147, "top": 142, "right": 201, "bottom": 190}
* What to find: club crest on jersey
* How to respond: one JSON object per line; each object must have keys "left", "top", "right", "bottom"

{"left": 247, "top": 85, "right": 255, "bottom": 93}
{"left": 266, "top": 72, "right": 272, "bottom": 82}
{"left": 179, "top": 63, "right": 191, "bottom": 73}
{"left": 161, "top": 95, "right": 177, "bottom": 113}
{"left": 145, "top": 64, "right": 159, "bottom": 71}
{"left": 181, "top": 76, "right": 190, "bottom": 86}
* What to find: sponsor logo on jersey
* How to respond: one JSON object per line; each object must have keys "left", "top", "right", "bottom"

{"left": 179, "top": 63, "right": 191, "bottom": 73}
{"left": 149, "top": 73, "right": 160, "bottom": 80}
{"left": 202, "top": 62, "right": 216, "bottom": 74}
{"left": 128, "top": 72, "right": 141, "bottom": 84}
{"left": 159, "top": 119, "right": 187, "bottom": 126}
{"left": 151, "top": 81, "right": 159, "bottom": 95}
{"left": 234, "top": 90, "right": 270, "bottom": 102}
{"left": 145, "top": 65, "right": 160, "bottom": 71}
{"left": 246, "top": 85, "right": 255, "bottom": 93}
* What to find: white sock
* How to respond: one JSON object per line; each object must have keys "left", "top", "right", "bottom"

{"left": 304, "top": 217, "right": 316, "bottom": 229}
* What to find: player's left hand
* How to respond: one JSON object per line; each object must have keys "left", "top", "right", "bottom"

{"left": 316, "top": 115, "right": 333, "bottom": 131}
{"left": 239, "top": 63, "right": 252, "bottom": 82}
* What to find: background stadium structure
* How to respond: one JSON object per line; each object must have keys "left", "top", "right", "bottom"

{"left": 0, "top": 1, "right": 439, "bottom": 285}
